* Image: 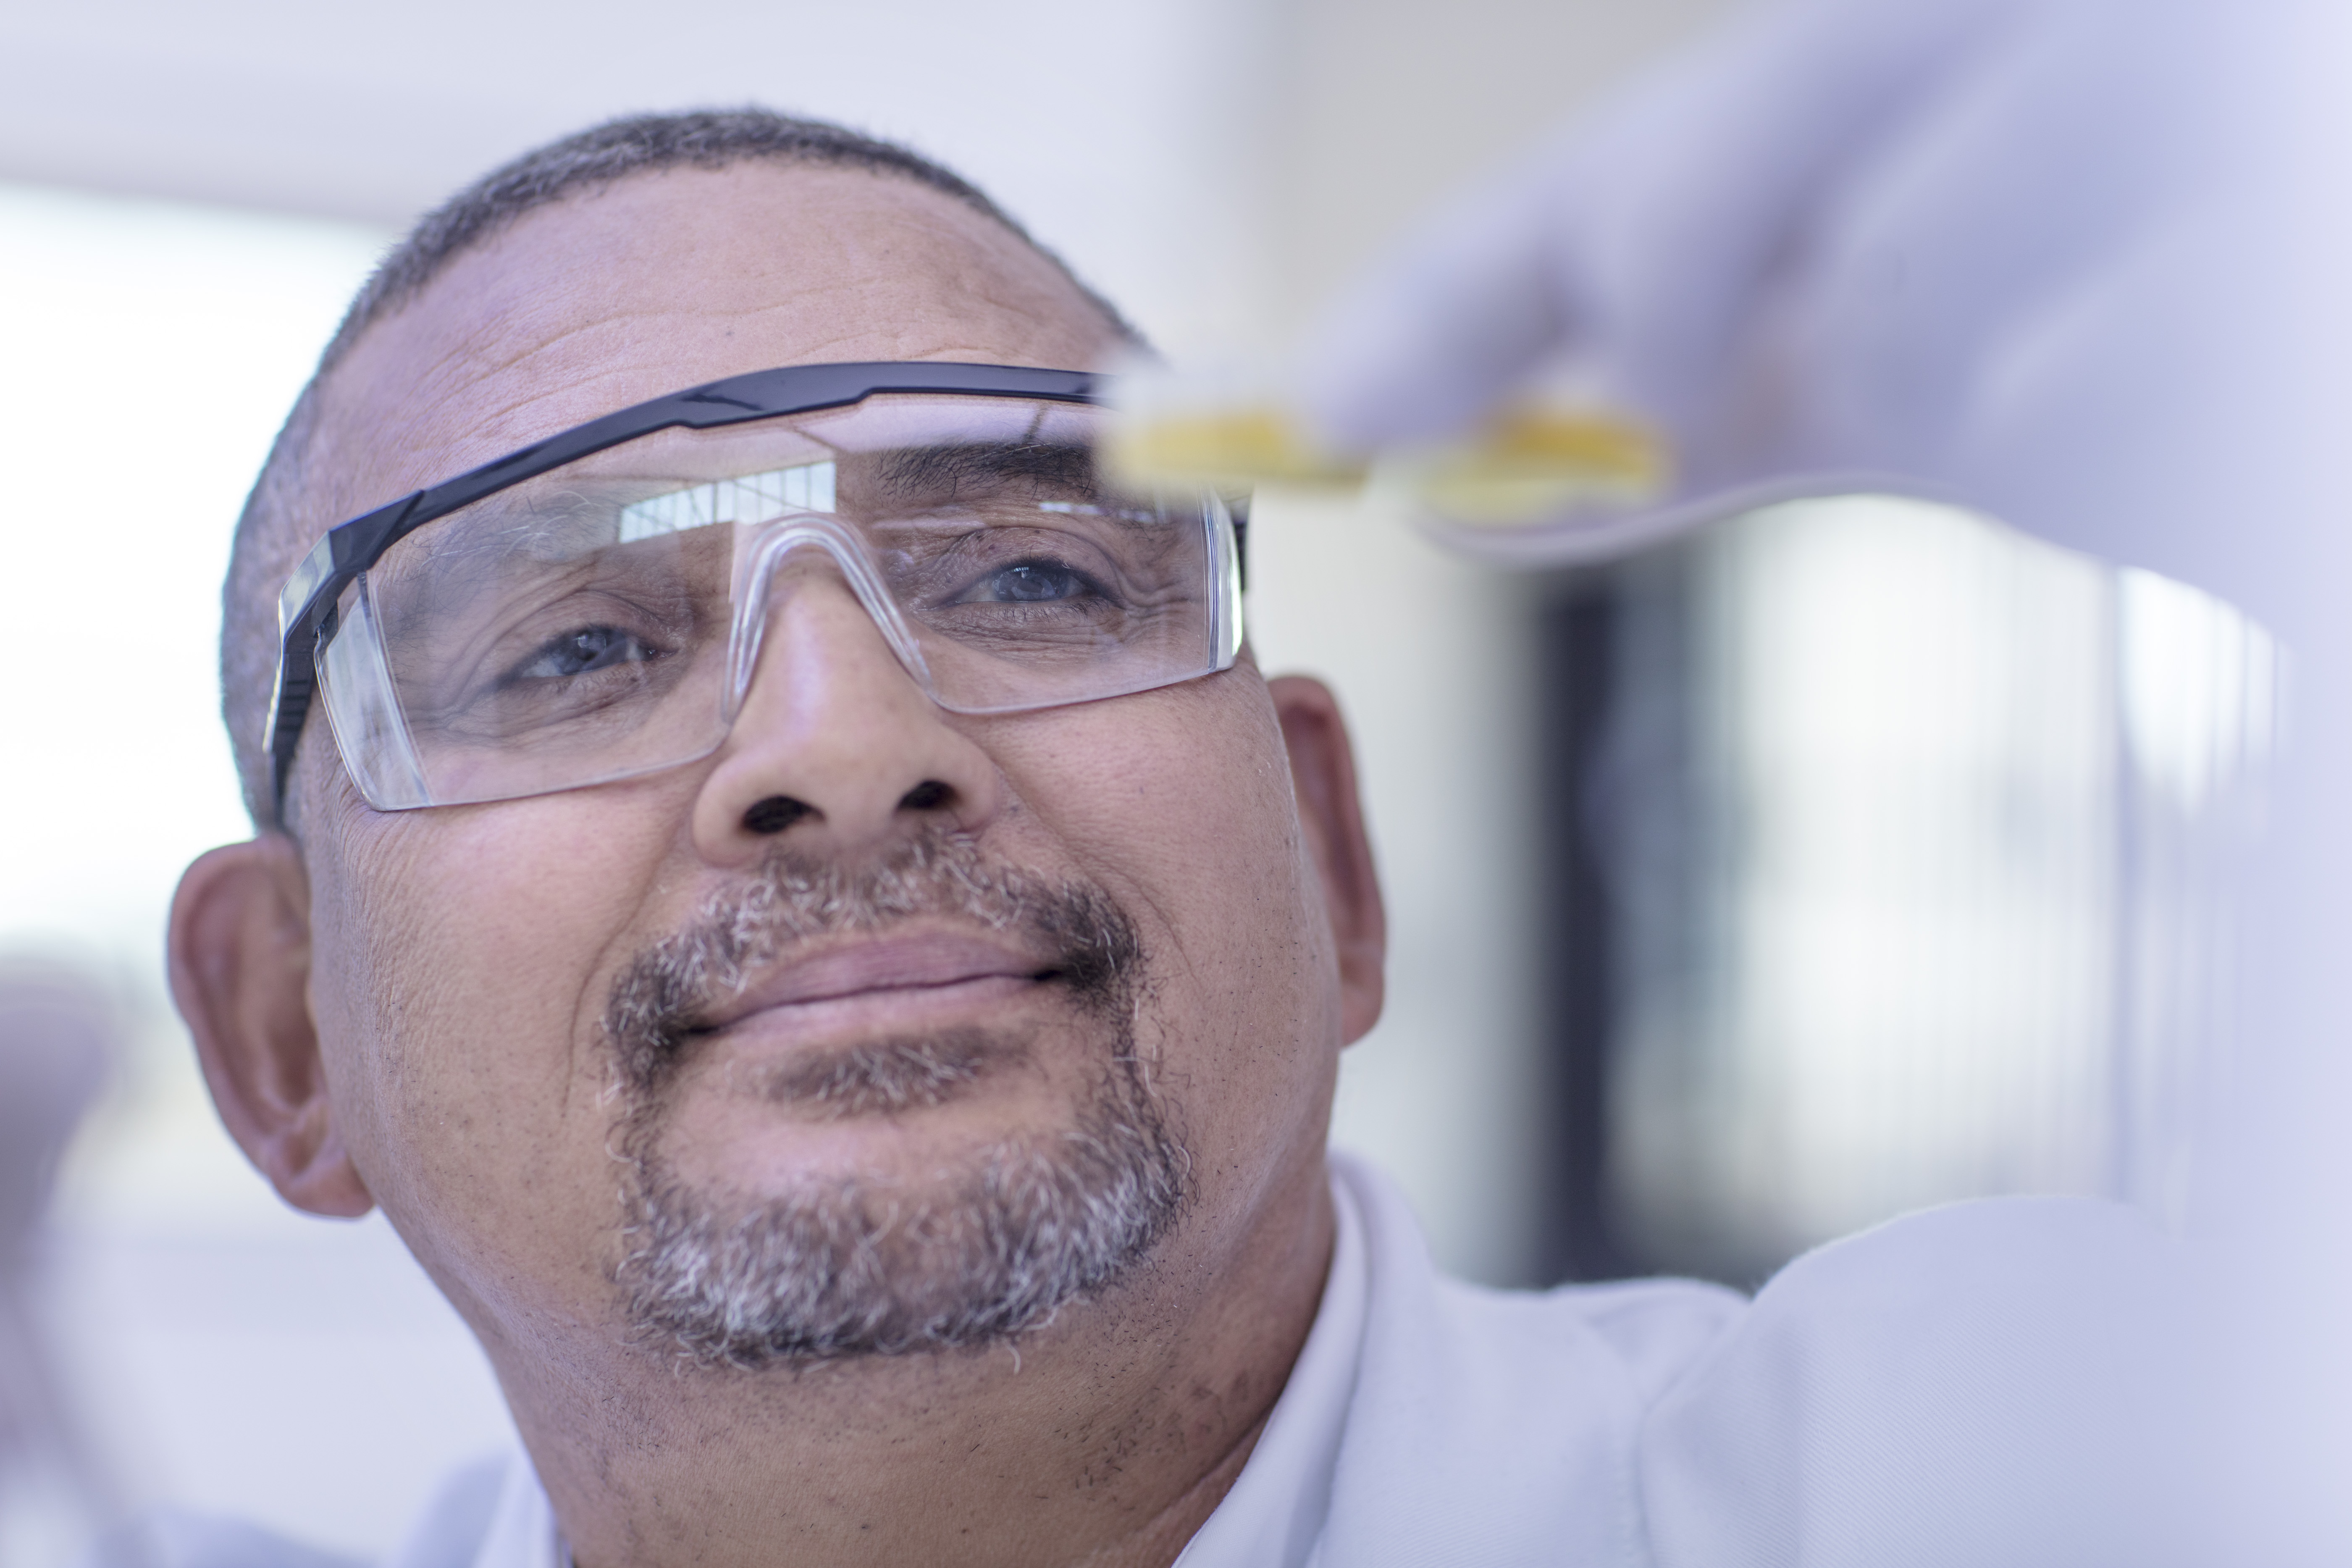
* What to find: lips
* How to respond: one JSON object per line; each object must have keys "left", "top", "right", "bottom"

{"left": 694, "top": 931, "right": 1054, "bottom": 1034}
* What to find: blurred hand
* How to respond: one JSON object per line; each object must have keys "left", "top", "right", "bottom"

{"left": 1297, "top": 0, "right": 2352, "bottom": 622}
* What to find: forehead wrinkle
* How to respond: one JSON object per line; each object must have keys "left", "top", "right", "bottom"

{"left": 835, "top": 272, "right": 1108, "bottom": 353}
{"left": 438, "top": 179, "right": 1094, "bottom": 360}
{"left": 343, "top": 262, "right": 701, "bottom": 421}
{"left": 318, "top": 344, "right": 544, "bottom": 513}
{"left": 394, "top": 314, "right": 671, "bottom": 443}
{"left": 330, "top": 335, "right": 646, "bottom": 507}
{"left": 347, "top": 296, "right": 1076, "bottom": 503}
{"left": 323, "top": 191, "right": 1118, "bottom": 506}
{"left": 713, "top": 278, "right": 1103, "bottom": 361}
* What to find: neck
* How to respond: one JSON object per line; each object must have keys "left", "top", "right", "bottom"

{"left": 490, "top": 1154, "right": 1335, "bottom": 1568}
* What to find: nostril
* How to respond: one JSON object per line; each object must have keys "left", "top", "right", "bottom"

{"left": 742, "top": 795, "right": 816, "bottom": 835}
{"left": 897, "top": 780, "right": 954, "bottom": 813}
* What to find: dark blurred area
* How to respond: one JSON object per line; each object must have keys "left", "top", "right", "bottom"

{"left": 1528, "top": 497, "right": 2273, "bottom": 1287}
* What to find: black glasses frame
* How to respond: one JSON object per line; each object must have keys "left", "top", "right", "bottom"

{"left": 262, "top": 360, "right": 1245, "bottom": 824}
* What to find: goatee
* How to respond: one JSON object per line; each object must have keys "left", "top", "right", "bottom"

{"left": 604, "top": 830, "right": 1188, "bottom": 1368}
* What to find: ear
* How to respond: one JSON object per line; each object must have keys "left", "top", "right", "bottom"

{"left": 167, "top": 836, "right": 373, "bottom": 1218}
{"left": 1266, "top": 675, "right": 1387, "bottom": 1045}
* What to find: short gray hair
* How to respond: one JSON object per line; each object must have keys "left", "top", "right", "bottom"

{"left": 220, "top": 108, "right": 1139, "bottom": 825}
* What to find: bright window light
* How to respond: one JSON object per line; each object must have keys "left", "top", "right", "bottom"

{"left": 0, "top": 181, "right": 386, "bottom": 961}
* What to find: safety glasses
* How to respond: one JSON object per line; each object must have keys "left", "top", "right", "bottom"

{"left": 265, "top": 362, "right": 1245, "bottom": 818}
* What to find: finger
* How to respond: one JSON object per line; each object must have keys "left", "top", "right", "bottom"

{"left": 1294, "top": 0, "right": 2021, "bottom": 454}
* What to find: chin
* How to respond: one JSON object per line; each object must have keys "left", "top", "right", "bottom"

{"left": 612, "top": 1040, "right": 1191, "bottom": 1367}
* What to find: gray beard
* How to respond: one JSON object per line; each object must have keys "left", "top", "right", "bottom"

{"left": 603, "top": 832, "right": 1188, "bottom": 1368}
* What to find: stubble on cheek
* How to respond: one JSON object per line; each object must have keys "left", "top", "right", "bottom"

{"left": 997, "top": 670, "right": 1338, "bottom": 1189}
{"left": 302, "top": 788, "right": 673, "bottom": 1303}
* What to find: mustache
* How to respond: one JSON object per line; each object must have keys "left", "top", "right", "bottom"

{"left": 602, "top": 830, "right": 1139, "bottom": 1094}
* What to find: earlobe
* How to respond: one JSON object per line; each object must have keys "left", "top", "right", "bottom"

{"left": 1266, "top": 675, "right": 1388, "bottom": 1045}
{"left": 167, "top": 836, "right": 374, "bottom": 1219}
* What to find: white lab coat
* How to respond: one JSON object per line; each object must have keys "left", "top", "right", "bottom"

{"left": 140, "top": 1155, "right": 2197, "bottom": 1568}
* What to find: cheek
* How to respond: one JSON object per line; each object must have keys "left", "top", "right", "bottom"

{"left": 979, "top": 675, "right": 1340, "bottom": 1159}
{"left": 306, "top": 777, "right": 691, "bottom": 1305}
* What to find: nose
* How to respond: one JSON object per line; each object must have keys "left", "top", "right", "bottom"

{"left": 688, "top": 554, "right": 1004, "bottom": 867}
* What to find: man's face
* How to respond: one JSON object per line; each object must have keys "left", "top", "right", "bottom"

{"left": 220, "top": 165, "right": 1379, "bottom": 1370}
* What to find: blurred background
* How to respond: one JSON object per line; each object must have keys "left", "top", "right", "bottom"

{"left": 0, "top": 0, "right": 2275, "bottom": 1557}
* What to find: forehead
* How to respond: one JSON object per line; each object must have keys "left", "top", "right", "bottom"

{"left": 315, "top": 163, "right": 1122, "bottom": 523}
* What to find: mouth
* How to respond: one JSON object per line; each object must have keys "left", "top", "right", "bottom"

{"left": 691, "top": 931, "right": 1060, "bottom": 1040}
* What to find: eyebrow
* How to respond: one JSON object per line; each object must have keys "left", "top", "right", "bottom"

{"left": 872, "top": 440, "right": 1099, "bottom": 501}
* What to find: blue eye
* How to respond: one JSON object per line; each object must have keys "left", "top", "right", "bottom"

{"left": 986, "top": 562, "right": 1088, "bottom": 602}
{"left": 517, "top": 626, "right": 651, "bottom": 679}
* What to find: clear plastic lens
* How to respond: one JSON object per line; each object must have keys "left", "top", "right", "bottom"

{"left": 312, "top": 395, "right": 1241, "bottom": 809}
